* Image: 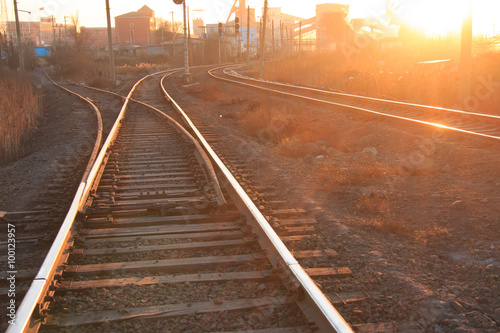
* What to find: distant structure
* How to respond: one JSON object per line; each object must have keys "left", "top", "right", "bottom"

{"left": 259, "top": 7, "right": 303, "bottom": 53}
{"left": 316, "top": 3, "right": 352, "bottom": 50}
{"left": 115, "top": 5, "right": 156, "bottom": 46}
{"left": 80, "top": 27, "right": 118, "bottom": 50}
{"left": 0, "top": 0, "right": 7, "bottom": 34}
{"left": 192, "top": 9, "right": 204, "bottom": 38}
{"left": 226, "top": 0, "right": 255, "bottom": 28}
{"left": 5, "top": 17, "right": 56, "bottom": 46}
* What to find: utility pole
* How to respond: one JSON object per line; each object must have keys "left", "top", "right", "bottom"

{"left": 459, "top": 1, "right": 473, "bottom": 105}
{"left": 171, "top": 11, "right": 175, "bottom": 60}
{"left": 187, "top": 6, "right": 193, "bottom": 66}
{"left": 182, "top": 1, "right": 191, "bottom": 82}
{"left": 64, "top": 16, "right": 68, "bottom": 46}
{"left": 259, "top": 0, "right": 268, "bottom": 77}
{"left": 299, "top": 20, "right": 302, "bottom": 56}
{"left": 218, "top": 23, "right": 221, "bottom": 64}
{"left": 246, "top": 5, "right": 250, "bottom": 67}
{"left": 12, "top": 0, "right": 24, "bottom": 74}
{"left": 105, "top": 0, "right": 115, "bottom": 84}
{"left": 234, "top": 17, "right": 239, "bottom": 62}
{"left": 200, "top": 26, "right": 205, "bottom": 65}
{"left": 271, "top": 19, "right": 274, "bottom": 59}
{"left": 51, "top": 15, "right": 55, "bottom": 48}
{"left": 280, "top": 21, "right": 283, "bottom": 59}
{"left": 257, "top": 18, "right": 260, "bottom": 60}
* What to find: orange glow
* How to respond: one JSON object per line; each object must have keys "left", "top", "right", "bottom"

{"left": 400, "top": 0, "right": 468, "bottom": 37}
{"left": 397, "top": 0, "right": 500, "bottom": 37}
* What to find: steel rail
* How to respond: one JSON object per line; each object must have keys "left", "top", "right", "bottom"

{"left": 44, "top": 72, "right": 103, "bottom": 181}
{"left": 70, "top": 80, "right": 227, "bottom": 206}
{"left": 208, "top": 67, "right": 500, "bottom": 142}
{"left": 224, "top": 65, "right": 500, "bottom": 120}
{"left": 8, "top": 68, "right": 179, "bottom": 333}
{"left": 160, "top": 72, "right": 354, "bottom": 333}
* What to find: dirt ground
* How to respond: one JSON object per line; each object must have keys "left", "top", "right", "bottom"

{"left": 1, "top": 66, "right": 498, "bottom": 332}
{"left": 164, "top": 68, "right": 500, "bottom": 332}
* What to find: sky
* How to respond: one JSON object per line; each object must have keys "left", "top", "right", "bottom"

{"left": 4, "top": 0, "right": 393, "bottom": 27}
{"left": 4, "top": 0, "right": 500, "bottom": 36}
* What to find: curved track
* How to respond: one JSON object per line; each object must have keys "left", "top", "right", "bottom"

{"left": 209, "top": 66, "right": 500, "bottom": 142}
{"left": 10, "top": 70, "right": 353, "bottom": 333}
{"left": 1, "top": 74, "right": 105, "bottom": 333}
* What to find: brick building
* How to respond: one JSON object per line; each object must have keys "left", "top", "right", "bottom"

{"left": 115, "top": 5, "right": 156, "bottom": 46}
{"left": 80, "top": 27, "right": 118, "bottom": 49}
{"left": 5, "top": 17, "right": 54, "bottom": 46}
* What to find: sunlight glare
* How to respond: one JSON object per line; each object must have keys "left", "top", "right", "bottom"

{"left": 401, "top": 0, "right": 469, "bottom": 37}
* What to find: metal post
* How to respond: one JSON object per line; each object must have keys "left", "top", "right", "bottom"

{"left": 288, "top": 26, "right": 291, "bottom": 56}
{"left": 218, "top": 25, "right": 221, "bottom": 64}
{"left": 200, "top": 27, "right": 205, "bottom": 65}
{"left": 12, "top": 0, "right": 24, "bottom": 74}
{"left": 105, "top": 0, "right": 115, "bottom": 84}
{"left": 171, "top": 11, "right": 175, "bottom": 59}
{"left": 182, "top": 1, "right": 191, "bottom": 82}
{"left": 272, "top": 19, "right": 274, "bottom": 59}
{"left": 257, "top": 18, "right": 260, "bottom": 59}
{"left": 187, "top": 6, "right": 193, "bottom": 66}
{"left": 280, "top": 21, "right": 283, "bottom": 59}
{"left": 459, "top": 1, "right": 473, "bottom": 105}
{"left": 234, "top": 19, "right": 237, "bottom": 62}
{"left": 246, "top": 5, "right": 250, "bottom": 67}
{"left": 51, "top": 15, "right": 55, "bottom": 48}
{"left": 299, "top": 20, "right": 302, "bottom": 56}
{"left": 64, "top": 16, "right": 68, "bottom": 46}
{"left": 259, "top": 0, "right": 268, "bottom": 77}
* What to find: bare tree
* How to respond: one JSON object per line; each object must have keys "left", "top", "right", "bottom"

{"left": 67, "top": 11, "right": 91, "bottom": 52}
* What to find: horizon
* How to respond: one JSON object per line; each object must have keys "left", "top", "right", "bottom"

{"left": 3, "top": 1, "right": 500, "bottom": 37}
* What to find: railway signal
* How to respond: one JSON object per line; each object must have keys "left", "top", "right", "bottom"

{"left": 235, "top": 17, "right": 240, "bottom": 35}
{"left": 172, "top": 0, "right": 184, "bottom": 4}
{"left": 218, "top": 22, "right": 223, "bottom": 36}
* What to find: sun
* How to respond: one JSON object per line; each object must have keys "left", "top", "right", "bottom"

{"left": 400, "top": 0, "right": 468, "bottom": 37}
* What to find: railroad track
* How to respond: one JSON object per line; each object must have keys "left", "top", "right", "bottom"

{"left": 209, "top": 66, "right": 500, "bottom": 142}
{"left": 10, "top": 69, "right": 354, "bottom": 333}
{"left": 0, "top": 73, "right": 108, "bottom": 332}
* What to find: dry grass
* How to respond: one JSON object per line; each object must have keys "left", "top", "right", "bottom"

{"left": 355, "top": 196, "right": 389, "bottom": 216}
{"left": 114, "top": 55, "right": 170, "bottom": 67}
{"left": 238, "top": 102, "right": 341, "bottom": 146}
{"left": 115, "top": 63, "right": 167, "bottom": 77}
{"left": 89, "top": 77, "right": 115, "bottom": 89}
{"left": 49, "top": 51, "right": 109, "bottom": 82}
{"left": 50, "top": 51, "right": 170, "bottom": 81}
{"left": 317, "top": 158, "right": 391, "bottom": 192}
{"left": 257, "top": 51, "right": 500, "bottom": 113}
{"left": 415, "top": 223, "right": 450, "bottom": 242}
{"left": 183, "top": 82, "right": 229, "bottom": 102}
{"left": 199, "top": 82, "right": 230, "bottom": 102}
{"left": 365, "top": 218, "right": 414, "bottom": 236}
{"left": 0, "top": 72, "right": 41, "bottom": 163}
